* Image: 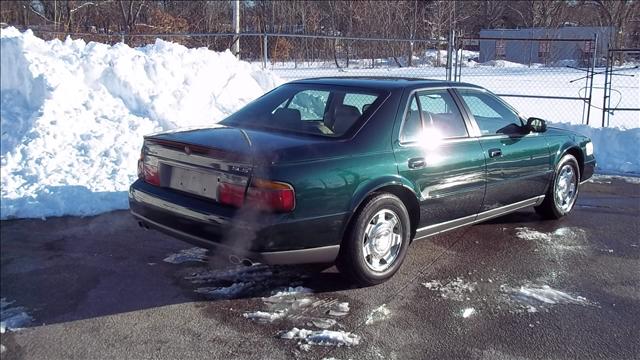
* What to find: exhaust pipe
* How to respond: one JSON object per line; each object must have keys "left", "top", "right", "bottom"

{"left": 241, "top": 258, "right": 254, "bottom": 267}
{"left": 138, "top": 221, "right": 150, "bottom": 230}
{"left": 228, "top": 254, "right": 241, "bottom": 265}
{"left": 228, "top": 255, "right": 254, "bottom": 267}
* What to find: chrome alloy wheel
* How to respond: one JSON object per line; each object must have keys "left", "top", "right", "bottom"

{"left": 554, "top": 164, "right": 578, "bottom": 212}
{"left": 362, "top": 209, "right": 403, "bottom": 272}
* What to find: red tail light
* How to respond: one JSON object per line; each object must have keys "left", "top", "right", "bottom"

{"left": 217, "top": 182, "right": 245, "bottom": 208}
{"left": 138, "top": 153, "right": 160, "bottom": 186}
{"left": 217, "top": 178, "right": 295, "bottom": 213}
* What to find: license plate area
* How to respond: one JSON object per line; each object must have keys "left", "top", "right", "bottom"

{"left": 168, "top": 166, "right": 218, "bottom": 200}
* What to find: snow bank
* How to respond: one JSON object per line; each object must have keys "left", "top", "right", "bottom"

{"left": 0, "top": 27, "right": 281, "bottom": 219}
{"left": 549, "top": 123, "right": 640, "bottom": 174}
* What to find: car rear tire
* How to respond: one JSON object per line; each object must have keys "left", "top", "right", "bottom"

{"left": 535, "top": 154, "right": 580, "bottom": 219}
{"left": 337, "top": 193, "right": 411, "bottom": 286}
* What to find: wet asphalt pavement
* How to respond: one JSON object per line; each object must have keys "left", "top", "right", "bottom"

{"left": 1, "top": 176, "right": 639, "bottom": 360}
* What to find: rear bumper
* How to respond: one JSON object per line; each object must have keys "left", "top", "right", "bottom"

{"left": 129, "top": 180, "right": 344, "bottom": 265}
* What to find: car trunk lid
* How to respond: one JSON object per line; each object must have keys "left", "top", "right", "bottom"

{"left": 141, "top": 125, "right": 253, "bottom": 202}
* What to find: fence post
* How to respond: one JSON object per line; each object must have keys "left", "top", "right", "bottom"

{"left": 585, "top": 33, "right": 598, "bottom": 125}
{"left": 453, "top": 37, "right": 459, "bottom": 82}
{"left": 446, "top": 29, "right": 455, "bottom": 81}
{"left": 602, "top": 48, "right": 611, "bottom": 127}
{"left": 263, "top": 34, "right": 268, "bottom": 69}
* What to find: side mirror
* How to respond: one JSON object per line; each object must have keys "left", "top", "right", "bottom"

{"left": 525, "top": 117, "right": 547, "bottom": 133}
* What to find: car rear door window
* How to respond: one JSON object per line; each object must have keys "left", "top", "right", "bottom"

{"left": 458, "top": 90, "right": 522, "bottom": 135}
{"left": 417, "top": 90, "right": 468, "bottom": 138}
{"left": 400, "top": 96, "right": 422, "bottom": 143}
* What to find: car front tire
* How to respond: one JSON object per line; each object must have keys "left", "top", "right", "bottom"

{"left": 535, "top": 154, "right": 580, "bottom": 219}
{"left": 337, "top": 193, "right": 411, "bottom": 286}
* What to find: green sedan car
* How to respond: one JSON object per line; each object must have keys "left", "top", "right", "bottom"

{"left": 129, "top": 77, "right": 595, "bottom": 286}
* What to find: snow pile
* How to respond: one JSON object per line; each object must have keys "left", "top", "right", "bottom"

{"left": 550, "top": 123, "right": 640, "bottom": 174}
{"left": 479, "top": 59, "right": 538, "bottom": 68}
{"left": 0, "top": 27, "right": 281, "bottom": 219}
{"left": 423, "top": 49, "right": 479, "bottom": 67}
{"left": 280, "top": 327, "right": 361, "bottom": 347}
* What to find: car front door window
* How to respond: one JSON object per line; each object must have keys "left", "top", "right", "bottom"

{"left": 458, "top": 90, "right": 522, "bottom": 135}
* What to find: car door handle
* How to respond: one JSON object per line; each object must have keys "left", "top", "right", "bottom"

{"left": 408, "top": 157, "right": 426, "bottom": 169}
{"left": 488, "top": 148, "right": 502, "bottom": 158}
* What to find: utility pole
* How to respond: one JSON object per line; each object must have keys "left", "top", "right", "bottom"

{"left": 233, "top": 0, "right": 240, "bottom": 59}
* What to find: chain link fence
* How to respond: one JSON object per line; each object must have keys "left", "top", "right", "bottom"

{"left": 23, "top": 29, "right": 449, "bottom": 80}
{"left": 13, "top": 28, "right": 639, "bottom": 129}
{"left": 454, "top": 36, "right": 601, "bottom": 126}
{"left": 601, "top": 49, "right": 640, "bottom": 128}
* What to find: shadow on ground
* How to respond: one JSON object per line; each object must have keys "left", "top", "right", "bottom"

{"left": 0, "top": 211, "right": 354, "bottom": 328}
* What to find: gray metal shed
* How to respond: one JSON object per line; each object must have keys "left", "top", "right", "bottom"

{"left": 478, "top": 27, "right": 613, "bottom": 66}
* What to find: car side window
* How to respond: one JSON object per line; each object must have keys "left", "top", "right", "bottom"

{"left": 458, "top": 90, "right": 522, "bottom": 135}
{"left": 416, "top": 90, "right": 468, "bottom": 138}
{"left": 343, "top": 93, "right": 378, "bottom": 114}
{"left": 400, "top": 95, "right": 422, "bottom": 143}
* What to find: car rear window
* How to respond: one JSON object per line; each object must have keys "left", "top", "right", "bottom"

{"left": 220, "top": 84, "right": 386, "bottom": 137}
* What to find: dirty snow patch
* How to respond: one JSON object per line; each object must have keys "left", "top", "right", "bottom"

{"left": 185, "top": 264, "right": 274, "bottom": 284}
{"left": 365, "top": 304, "right": 391, "bottom": 325}
{"left": 280, "top": 327, "right": 360, "bottom": 347}
{"left": 270, "top": 286, "right": 313, "bottom": 298}
{"left": 422, "top": 277, "right": 477, "bottom": 301}
{"left": 307, "top": 318, "right": 338, "bottom": 329}
{"left": 328, "top": 302, "right": 350, "bottom": 317}
{"left": 194, "top": 282, "right": 254, "bottom": 299}
{"left": 243, "top": 310, "right": 287, "bottom": 322}
{"left": 162, "top": 247, "right": 208, "bottom": 264}
{"left": 1, "top": 298, "right": 33, "bottom": 333}
{"left": 515, "top": 228, "right": 553, "bottom": 241}
{"left": 502, "top": 284, "right": 594, "bottom": 310}
{"left": 588, "top": 174, "right": 640, "bottom": 184}
{"left": 514, "top": 227, "right": 588, "bottom": 260}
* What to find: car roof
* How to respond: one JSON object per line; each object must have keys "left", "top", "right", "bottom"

{"left": 288, "top": 76, "right": 483, "bottom": 91}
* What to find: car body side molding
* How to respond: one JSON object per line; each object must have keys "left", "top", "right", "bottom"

{"left": 414, "top": 195, "right": 545, "bottom": 240}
